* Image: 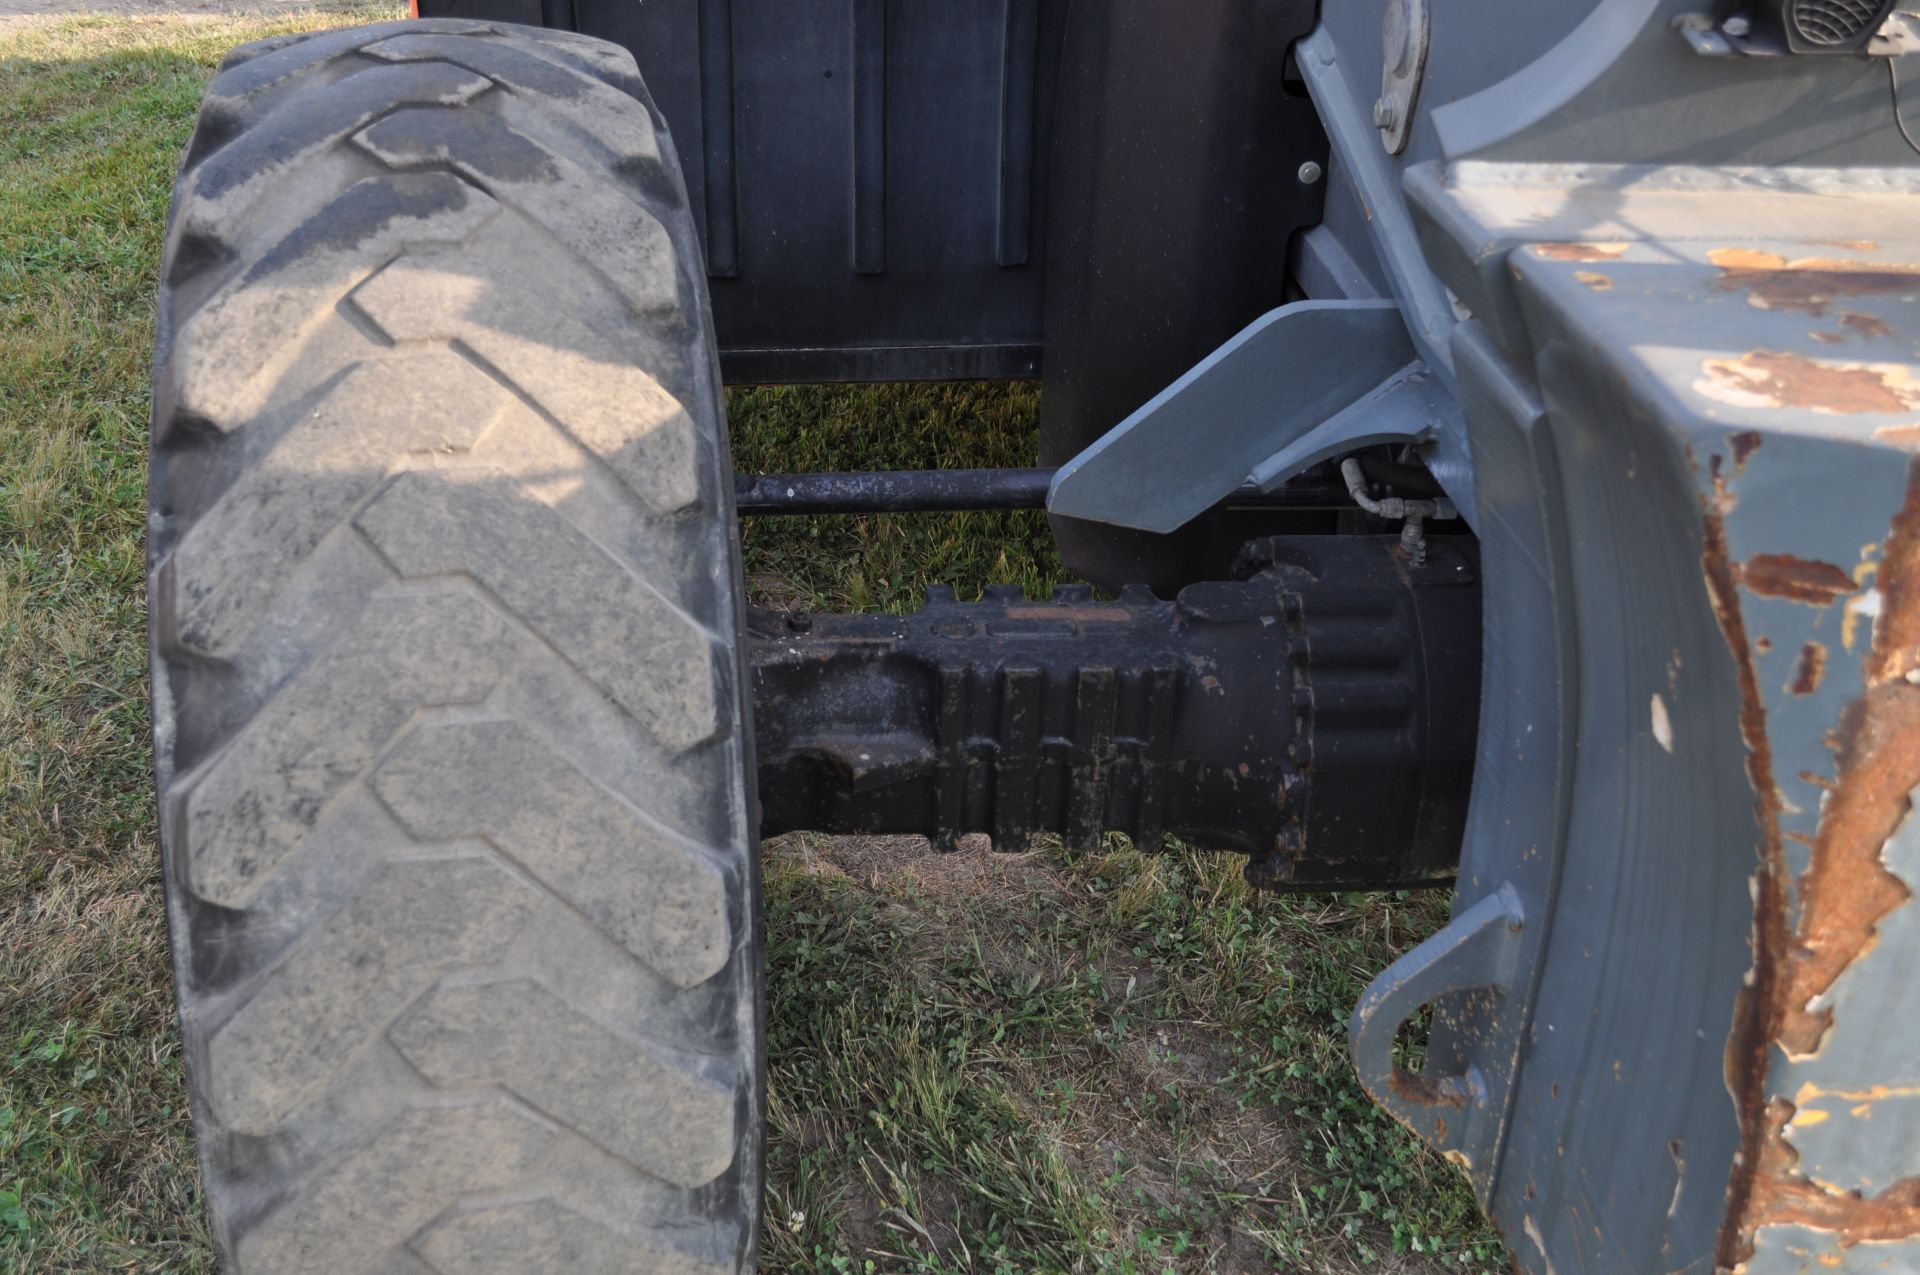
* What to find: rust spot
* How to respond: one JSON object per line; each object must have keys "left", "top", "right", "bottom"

{"left": 1697, "top": 351, "right": 1920, "bottom": 416}
{"left": 1703, "top": 494, "right": 1794, "bottom": 1271}
{"left": 1840, "top": 310, "right": 1895, "bottom": 341}
{"left": 1824, "top": 240, "right": 1880, "bottom": 252}
{"left": 1789, "top": 641, "right": 1828, "bottom": 696}
{"left": 1388, "top": 1066, "right": 1465, "bottom": 1108}
{"left": 1707, "top": 248, "right": 1920, "bottom": 317}
{"left": 1721, "top": 459, "right": 1920, "bottom": 1263}
{"left": 1574, "top": 271, "right": 1613, "bottom": 291}
{"left": 1534, "top": 241, "right": 1627, "bottom": 262}
{"left": 1739, "top": 554, "right": 1859, "bottom": 607}
{"left": 1776, "top": 520, "right": 1920, "bottom": 1056}
{"left": 1874, "top": 421, "right": 1920, "bottom": 449}
{"left": 1730, "top": 430, "right": 1763, "bottom": 470}
{"left": 1710, "top": 248, "right": 1796, "bottom": 273}
{"left": 1870, "top": 501, "right": 1920, "bottom": 679}
{"left": 1742, "top": 1100, "right": 1920, "bottom": 1248}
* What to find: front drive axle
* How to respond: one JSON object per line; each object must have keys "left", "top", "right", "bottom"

{"left": 751, "top": 535, "right": 1481, "bottom": 890}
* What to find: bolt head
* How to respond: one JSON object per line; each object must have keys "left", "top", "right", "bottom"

{"left": 1297, "top": 160, "right": 1323, "bottom": 185}
{"left": 1722, "top": 13, "right": 1751, "bottom": 36}
{"left": 1373, "top": 96, "right": 1396, "bottom": 128}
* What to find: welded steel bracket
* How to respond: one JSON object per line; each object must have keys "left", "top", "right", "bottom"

{"left": 1375, "top": 0, "right": 1430, "bottom": 155}
{"left": 1245, "top": 360, "right": 1449, "bottom": 492}
{"left": 1350, "top": 884, "right": 1525, "bottom": 1167}
{"left": 1046, "top": 300, "right": 1417, "bottom": 533}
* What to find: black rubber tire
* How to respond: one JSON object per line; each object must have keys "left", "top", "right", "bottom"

{"left": 148, "top": 20, "right": 761, "bottom": 1273}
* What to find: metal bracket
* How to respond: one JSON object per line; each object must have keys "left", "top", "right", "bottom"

{"left": 1046, "top": 300, "right": 1416, "bottom": 534}
{"left": 1375, "top": 0, "right": 1429, "bottom": 154}
{"left": 1245, "top": 360, "right": 1441, "bottom": 493}
{"left": 1349, "top": 883, "right": 1525, "bottom": 1166}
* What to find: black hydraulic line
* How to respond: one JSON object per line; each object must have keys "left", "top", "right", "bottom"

{"left": 1355, "top": 454, "right": 1445, "bottom": 498}
{"left": 734, "top": 467, "right": 1348, "bottom": 515}
{"left": 735, "top": 467, "right": 1054, "bottom": 514}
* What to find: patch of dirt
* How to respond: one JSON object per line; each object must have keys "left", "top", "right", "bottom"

{"left": 771, "top": 831, "right": 1066, "bottom": 911}
{"left": 814, "top": 836, "right": 1312, "bottom": 1268}
{"left": 1022, "top": 1018, "right": 1310, "bottom": 1274}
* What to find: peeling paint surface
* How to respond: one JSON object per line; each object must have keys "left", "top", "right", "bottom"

{"left": 1522, "top": 1214, "right": 1560, "bottom": 1275}
{"left": 1741, "top": 555, "right": 1858, "bottom": 608}
{"left": 1490, "top": 232, "right": 1920, "bottom": 1275}
{"left": 1696, "top": 352, "right": 1920, "bottom": 416}
{"left": 1403, "top": 155, "right": 1920, "bottom": 1273}
{"left": 1839, "top": 312, "right": 1894, "bottom": 342}
{"left": 1717, "top": 461, "right": 1920, "bottom": 1268}
{"left": 1707, "top": 249, "right": 1920, "bottom": 318}
{"left": 1737, "top": 1223, "right": 1919, "bottom": 1273}
{"left": 1789, "top": 642, "right": 1827, "bottom": 697}
{"left": 1533, "top": 241, "right": 1627, "bottom": 262}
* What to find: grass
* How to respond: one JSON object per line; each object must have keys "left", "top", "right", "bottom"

{"left": 0, "top": 6, "right": 1508, "bottom": 1272}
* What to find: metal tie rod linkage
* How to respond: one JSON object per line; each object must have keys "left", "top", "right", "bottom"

{"left": 734, "top": 467, "right": 1347, "bottom": 516}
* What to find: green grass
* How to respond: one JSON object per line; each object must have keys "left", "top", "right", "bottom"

{"left": 0, "top": 8, "right": 1507, "bottom": 1272}
{"left": 754, "top": 842, "right": 1504, "bottom": 1273}
{"left": 731, "top": 383, "right": 1063, "bottom": 613}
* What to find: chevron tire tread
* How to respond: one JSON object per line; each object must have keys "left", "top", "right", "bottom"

{"left": 149, "top": 21, "right": 760, "bottom": 1273}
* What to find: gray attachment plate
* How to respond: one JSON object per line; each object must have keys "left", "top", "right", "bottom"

{"left": 1348, "top": 883, "right": 1526, "bottom": 1162}
{"left": 1306, "top": 2, "right": 1920, "bottom": 1271}
{"left": 1245, "top": 359, "right": 1433, "bottom": 488}
{"left": 1246, "top": 358, "right": 1452, "bottom": 495}
{"left": 1045, "top": 300, "right": 1414, "bottom": 534}
{"left": 1296, "top": 28, "right": 1461, "bottom": 381}
{"left": 1387, "top": 178, "right": 1920, "bottom": 1275}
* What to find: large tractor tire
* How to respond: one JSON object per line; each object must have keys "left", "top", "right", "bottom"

{"left": 148, "top": 21, "right": 761, "bottom": 1273}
